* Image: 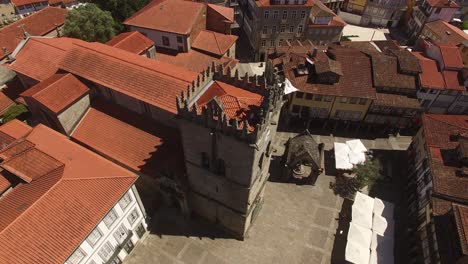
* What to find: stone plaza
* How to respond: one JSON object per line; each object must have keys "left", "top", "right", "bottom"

{"left": 123, "top": 132, "right": 411, "bottom": 264}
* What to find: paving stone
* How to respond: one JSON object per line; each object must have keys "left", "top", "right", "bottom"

{"left": 178, "top": 243, "right": 206, "bottom": 263}
{"left": 308, "top": 227, "right": 329, "bottom": 248}
{"left": 313, "top": 207, "right": 335, "bottom": 228}
{"left": 300, "top": 247, "right": 324, "bottom": 264}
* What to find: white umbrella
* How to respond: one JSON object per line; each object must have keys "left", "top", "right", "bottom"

{"left": 349, "top": 150, "right": 366, "bottom": 165}
{"left": 346, "top": 139, "right": 367, "bottom": 153}
{"left": 345, "top": 241, "right": 371, "bottom": 264}
{"left": 372, "top": 214, "right": 395, "bottom": 236}
{"left": 334, "top": 142, "right": 353, "bottom": 170}
{"left": 348, "top": 222, "right": 372, "bottom": 249}
{"left": 371, "top": 231, "right": 394, "bottom": 250}
{"left": 373, "top": 198, "right": 395, "bottom": 219}
{"left": 352, "top": 192, "right": 374, "bottom": 229}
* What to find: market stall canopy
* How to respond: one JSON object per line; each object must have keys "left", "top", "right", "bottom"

{"left": 334, "top": 142, "right": 354, "bottom": 170}
{"left": 348, "top": 222, "right": 372, "bottom": 249}
{"left": 372, "top": 214, "right": 395, "bottom": 236}
{"left": 347, "top": 139, "right": 367, "bottom": 153}
{"left": 352, "top": 192, "right": 374, "bottom": 229}
{"left": 345, "top": 241, "right": 371, "bottom": 264}
{"left": 373, "top": 198, "right": 395, "bottom": 219}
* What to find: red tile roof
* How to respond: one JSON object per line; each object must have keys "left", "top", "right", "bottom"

{"left": 59, "top": 41, "right": 199, "bottom": 114}
{"left": 0, "top": 171, "right": 11, "bottom": 194}
{"left": 412, "top": 52, "right": 446, "bottom": 89}
{"left": 0, "top": 124, "right": 137, "bottom": 264}
{"left": 191, "top": 30, "right": 238, "bottom": 56}
{"left": 438, "top": 43, "right": 464, "bottom": 69}
{"left": 422, "top": 114, "right": 468, "bottom": 203}
{"left": 0, "top": 120, "right": 32, "bottom": 142}
{"left": 8, "top": 37, "right": 81, "bottom": 81}
{"left": 426, "top": 0, "right": 458, "bottom": 8}
{"left": 71, "top": 101, "right": 186, "bottom": 177}
{"left": 308, "top": 0, "right": 346, "bottom": 27}
{"left": 10, "top": 0, "right": 45, "bottom": 7}
{"left": 284, "top": 46, "right": 376, "bottom": 99}
{"left": 453, "top": 204, "right": 468, "bottom": 255}
{"left": 155, "top": 48, "right": 238, "bottom": 73}
{"left": 197, "top": 81, "right": 263, "bottom": 130}
{"left": 442, "top": 70, "right": 464, "bottom": 90}
{"left": 0, "top": 7, "right": 67, "bottom": 60}
{"left": 0, "top": 92, "right": 15, "bottom": 116}
{"left": 124, "top": 0, "right": 204, "bottom": 35}
{"left": 207, "top": 4, "right": 234, "bottom": 24}
{"left": 21, "top": 73, "right": 89, "bottom": 114}
{"left": 424, "top": 20, "right": 468, "bottom": 46}
{"left": 106, "top": 31, "right": 154, "bottom": 55}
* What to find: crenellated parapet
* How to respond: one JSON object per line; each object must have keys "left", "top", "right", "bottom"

{"left": 176, "top": 63, "right": 285, "bottom": 144}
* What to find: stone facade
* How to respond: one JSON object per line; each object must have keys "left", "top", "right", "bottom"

{"left": 176, "top": 66, "right": 284, "bottom": 238}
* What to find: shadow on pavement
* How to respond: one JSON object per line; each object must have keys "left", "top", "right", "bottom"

{"left": 148, "top": 207, "right": 233, "bottom": 240}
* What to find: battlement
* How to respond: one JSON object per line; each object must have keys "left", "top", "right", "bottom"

{"left": 176, "top": 64, "right": 284, "bottom": 144}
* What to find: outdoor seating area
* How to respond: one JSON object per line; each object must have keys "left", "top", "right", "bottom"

{"left": 345, "top": 192, "right": 395, "bottom": 264}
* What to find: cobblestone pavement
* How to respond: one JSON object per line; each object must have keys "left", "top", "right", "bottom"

{"left": 124, "top": 133, "right": 410, "bottom": 264}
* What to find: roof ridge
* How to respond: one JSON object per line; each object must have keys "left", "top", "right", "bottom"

{"left": 0, "top": 165, "right": 64, "bottom": 236}
{"left": 212, "top": 31, "right": 222, "bottom": 54}
{"left": 31, "top": 74, "right": 68, "bottom": 98}
{"left": 72, "top": 42, "right": 195, "bottom": 84}
{"left": 62, "top": 175, "right": 137, "bottom": 181}
{"left": 0, "top": 139, "right": 35, "bottom": 160}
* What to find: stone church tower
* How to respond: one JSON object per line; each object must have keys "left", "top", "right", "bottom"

{"left": 176, "top": 65, "right": 284, "bottom": 239}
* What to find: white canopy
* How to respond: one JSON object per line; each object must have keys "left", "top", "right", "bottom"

{"left": 345, "top": 241, "right": 371, "bottom": 264}
{"left": 372, "top": 214, "right": 395, "bottom": 236}
{"left": 373, "top": 198, "right": 395, "bottom": 219}
{"left": 352, "top": 192, "right": 374, "bottom": 229}
{"left": 348, "top": 222, "right": 372, "bottom": 249}
{"left": 334, "top": 140, "right": 367, "bottom": 170}
{"left": 335, "top": 142, "right": 354, "bottom": 170}
{"left": 347, "top": 192, "right": 395, "bottom": 264}
{"left": 347, "top": 139, "right": 367, "bottom": 153}
{"left": 284, "top": 78, "right": 299, "bottom": 95}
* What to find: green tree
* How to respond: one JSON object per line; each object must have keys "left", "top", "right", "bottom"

{"left": 2, "top": 104, "right": 28, "bottom": 123}
{"left": 63, "top": 4, "right": 116, "bottom": 43}
{"left": 331, "top": 159, "right": 380, "bottom": 199}
{"left": 85, "top": 0, "right": 151, "bottom": 31}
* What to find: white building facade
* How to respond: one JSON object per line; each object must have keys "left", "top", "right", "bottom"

{"left": 65, "top": 185, "right": 147, "bottom": 264}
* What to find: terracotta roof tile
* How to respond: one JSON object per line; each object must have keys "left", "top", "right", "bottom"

{"left": 124, "top": 0, "right": 204, "bottom": 34}
{"left": 254, "top": 0, "right": 313, "bottom": 7}
{"left": 412, "top": 52, "right": 446, "bottom": 89}
{"left": 22, "top": 73, "right": 89, "bottom": 113}
{"left": 425, "top": 20, "right": 468, "bottom": 46}
{"left": 191, "top": 30, "right": 238, "bottom": 56}
{"left": 284, "top": 46, "right": 376, "bottom": 99}
{"left": 0, "top": 139, "right": 35, "bottom": 160}
{"left": 106, "top": 31, "right": 154, "bottom": 55}
{"left": 422, "top": 114, "right": 468, "bottom": 202}
{"left": 71, "top": 101, "right": 185, "bottom": 177}
{"left": 11, "top": 0, "right": 45, "bottom": 6}
{"left": 0, "top": 124, "right": 137, "bottom": 264}
{"left": 371, "top": 54, "right": 417, "bottom": 90}
{"left": 207, "top": 4, "right": 233, "bottom": 23}
{"left": 438, "top": 43, "right": 464, "bottom": 69}
{"left": 308, "top": 0, "right": 345, "bottom": 27}
{"left": 0, "top": 92, "right": 15, "bottom": 116}
{"left": 8, "top": 37, "right": 81, "bottom": 81}
{"left": 389, "top": 49, "right": 422, "bottom": 73}
{"left": 197, "top": 81, "right": 263, "bottom": 130}
{"left": 0, "top": 7, "right": 67, "bottom": 59}
{"left": 0, "top": 119, "right": 33, "bottom": 140}
{"left": 443, "top": 70, "right": 464, "bottom": 90}
{"left": 155, "top": 48, "right": 238, "bottom": 73}
{"left": 59, "top": 41, "right": 199, "bottom": 113}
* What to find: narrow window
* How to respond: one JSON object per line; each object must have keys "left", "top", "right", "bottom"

{"left": 162, "top": 36, "right": 170, "bottom": 46}
{"left": 201, "top": 152, "right": 209, "bottom": 168}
